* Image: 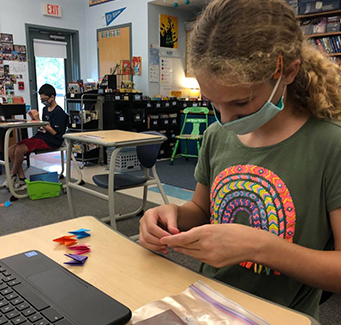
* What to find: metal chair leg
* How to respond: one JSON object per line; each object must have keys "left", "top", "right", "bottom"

{"left": 152, "top": 165, "right": 169, "bottom": 204}
{"left": 60, "top": 150, "right": 65, "bottom": 178}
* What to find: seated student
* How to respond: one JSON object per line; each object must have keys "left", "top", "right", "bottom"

{"left": 1, "top": 84, "right": 68, "bottom": 190}
{"left": 139, "top": 0, "right": 341, "bottom": 321}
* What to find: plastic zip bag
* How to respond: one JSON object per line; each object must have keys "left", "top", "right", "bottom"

{"left": 129, "top": 281, "right": 270, "bottom": 325}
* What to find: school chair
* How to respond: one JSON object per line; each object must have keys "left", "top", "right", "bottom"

{"left": 92, "top": 131, "right": 169, "bottom": 239}
{"left": 170, "top": 106, "right": 209, "bottom": 165}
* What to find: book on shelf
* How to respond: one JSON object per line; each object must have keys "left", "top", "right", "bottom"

{"left": 313, "top": 34, "right": 341, "bottom": 54}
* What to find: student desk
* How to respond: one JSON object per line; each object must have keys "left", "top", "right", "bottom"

{"left": 0, "top": 217, "right": 319, "bottom": 325}
{"left": 63, "top": 130, "right": 167, "bottom": 228}
{"left": 0, "top": 120, "right": 49, "bottom": 200}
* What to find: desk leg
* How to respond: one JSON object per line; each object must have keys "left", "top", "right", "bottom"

{"left": 4, "top": 128, "right": 28, "bottom": 200}
{"left": 108, "top": 148, "right": 120, "bottom": 229}
{"left": 66, "top": 139, "right": 76, "bottom": 218}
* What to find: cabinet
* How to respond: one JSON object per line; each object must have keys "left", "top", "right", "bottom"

{"left": 145, "top": 100, "right": 181, "bottom": 159}
{"left": 65, "top": 93, "right": 104, "bottom": 167}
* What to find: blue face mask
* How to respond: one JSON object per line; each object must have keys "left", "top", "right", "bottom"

{"left": 212, "top": 76, "right": 285, "bottom": 135}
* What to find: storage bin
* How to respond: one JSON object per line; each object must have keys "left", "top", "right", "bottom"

{"left": 299, "top": 0, "right": 323, "bottom": 14}
{"left": 160, "top": 114, "right": 170, "bottom": 127}
{"left": 153, "top": 101, "right": 162, "bottom": 109}
{"left": 106, "top": 147, "right": 141, "bottom": 171}
{"left": 25, "top": 180, "right": 63, "bottom": 200}
{"left": 313, "top": 17, "right": 327, "bottom": 33}
{"left": 149, "top": 114, "right": 159, "bottom": 128}
{"left": 299, "top": 0, "right": 341, "bottom": 15}
{"left": 131, "top": 93, "right": 142, "bottom": 101}
{"left": 323, "top": 0, "right": 341, "bottom": 11}
{"left": 162, "top": 101, "right": 171, "bottom": 108}
{"left": 327, "top": 16, "right": 341, "bottom": 32}
{"left": 132, "top": 108, "right": 145, "bottom": 123}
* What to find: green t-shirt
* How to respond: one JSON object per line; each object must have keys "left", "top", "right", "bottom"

{"left": 194, "top": 116, "right": 341, "bottom": 320}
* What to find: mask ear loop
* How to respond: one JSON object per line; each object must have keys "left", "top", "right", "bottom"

{"left": 274, "top": 54, "right": 284, "bottom": 80}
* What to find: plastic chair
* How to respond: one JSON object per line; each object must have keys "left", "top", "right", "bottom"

{"left": 92, "top": 131, "right": 169, "bottom": 238}
{"left": 170, "top": 107, "right": 209, "bottom": 165}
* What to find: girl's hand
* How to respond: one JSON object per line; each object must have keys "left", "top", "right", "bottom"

{"left": 160, "top": 224, "right": 271, "bottom": 268}
{"left": 139, "top": 204, "right": 180, "bottom": 254}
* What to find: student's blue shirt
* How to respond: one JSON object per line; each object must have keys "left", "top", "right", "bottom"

{"left": 33, "top": 105, "right": 68, "bottom": 148}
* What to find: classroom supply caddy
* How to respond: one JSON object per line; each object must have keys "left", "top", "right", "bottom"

{"left": 25, "top": 172, "right": 63, "bottom": 200}
{"left": 25, "top": 180, "right": 63, "bottom": 200}
{"left": 106, "top": 146, "right": 141, "bottom": 172}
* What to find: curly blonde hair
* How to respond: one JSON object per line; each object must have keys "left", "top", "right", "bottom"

{"left": 190, "top": 0, "right": 341, "bottom": 120}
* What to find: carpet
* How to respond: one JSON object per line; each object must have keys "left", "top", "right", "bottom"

{"left": 155, "top": 157, "right": 197, "bottom": 191}
{"left": 0, "top": 166, "right": 157, "bottom": 237}
{"left": 117, "top": 157, "right": 197, "bottom": 191}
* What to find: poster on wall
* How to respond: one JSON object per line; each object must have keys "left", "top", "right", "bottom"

{"left": 149, "top": 45, "right": 160, "bottom": 83}
{"left": 149, "top": 45, "right": 160, "bottom": 65}
{"left": 160, "top": 58, "right": 173, "bottom": 95}
{"left": 132, "top": 56, "right": 141, "bottom": 76}
{"left": 159, "top": 14, "right": 178, "bottom": 49}
{"left": 89, "top": 0, "right": 117, "bottom": 7}
{"left": 0, "top": 33, "right": 13, "bottom": 44}
{"left": 150, "top": 65, "right": 159, "bottom": 83}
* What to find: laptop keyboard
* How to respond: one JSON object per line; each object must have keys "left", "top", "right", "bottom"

{"left": 0, "top": 264, "right": 73, "bottom": 325}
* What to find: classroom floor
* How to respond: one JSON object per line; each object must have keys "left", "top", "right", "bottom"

{"left": 28, "top": 152, "right": 190, "bottom": 207}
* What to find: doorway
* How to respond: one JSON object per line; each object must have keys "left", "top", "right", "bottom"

{"left": 25, "top": 24, "right": 80, "bottom": 112}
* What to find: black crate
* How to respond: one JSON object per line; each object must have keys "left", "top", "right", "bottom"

{"left": 162, "top": 101, "right": 171, "bottom": 108}
{"left": 148, "top": 114, "right": 159, "bottom": 128}
{"left": 131, "top": 108, "right": 145, "bottom": 123}
{"left": 115, "top": 110, "right": 129, "bottom": 124}
{"left": 69, "top": 119, "right": 99, "bottom": 130}
{"left": 152, "top": 101, "right": 162, "bottom": 109}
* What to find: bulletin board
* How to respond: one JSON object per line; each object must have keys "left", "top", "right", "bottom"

{"left": 97, "top": 24, "right": 131, "bottom": 79}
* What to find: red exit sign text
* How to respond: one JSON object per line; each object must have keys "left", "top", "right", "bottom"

{"left": 43, "top": 3, "right": 62, "bottom": 18}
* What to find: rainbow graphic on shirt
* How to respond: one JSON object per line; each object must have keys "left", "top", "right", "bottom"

{"left": 210, "top": 165, "right": 296, "bottom": 275}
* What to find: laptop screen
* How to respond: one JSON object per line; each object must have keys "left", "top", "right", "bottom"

{"left": 0, "top": 106, "right": 6, "bottom": 122}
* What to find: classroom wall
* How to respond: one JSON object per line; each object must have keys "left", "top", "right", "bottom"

{"left": 0, "top": 0, "right": 199, "bottom": 101}
{"left": 148, "top": 3, "right": 194, "bottom": 97}
{"left": 0, "top": 0, "right": 87, "bottom": 106}
{"left": 84, "top": 0, "right": 151, "bottom": 94}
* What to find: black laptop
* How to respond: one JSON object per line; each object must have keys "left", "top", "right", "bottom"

{"left": 0, "top": 251, "right": 131, "bottom": 325}
{"left": 0, "top": 105, "right": 26, "bottom": 123}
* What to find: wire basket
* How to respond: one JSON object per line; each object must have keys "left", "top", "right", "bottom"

{"left": 106, "top": 147, "right": 141, "bottom": 172}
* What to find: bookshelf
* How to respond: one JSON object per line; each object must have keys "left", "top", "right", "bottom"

{"left": 306, "top": 31, "right": 341, "bottom": 38}
{"left": 296, "top": 9, "right": 341, "bottom": 19}
{"left": 295, "top": 8, "right": 341, "bottom": 57}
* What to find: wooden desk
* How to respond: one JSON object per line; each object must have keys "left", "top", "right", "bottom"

{"left": 0, "top": 120, "right": 49, "bottom": 200}
{"left": 0, "top": 217, "right": 318, "bottom": 325}
{"left": 63, "top": 130, "right": 167, "bottom": 228}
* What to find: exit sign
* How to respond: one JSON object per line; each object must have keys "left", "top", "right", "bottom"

{"left": 43, "top": 3, "right": 62, "bottom": 18}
